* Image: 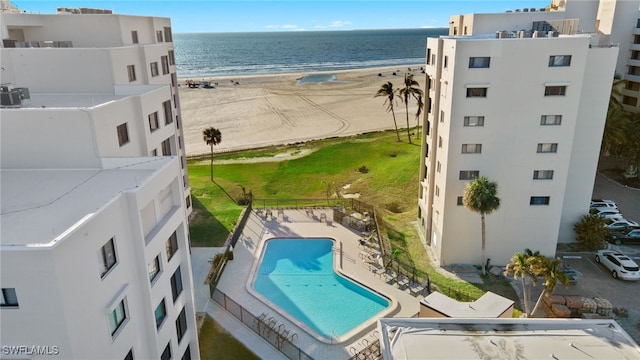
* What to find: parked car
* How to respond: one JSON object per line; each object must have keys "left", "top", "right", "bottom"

{"left": 590, "top": 199, "right": 618, "bottom": 209}
{"left": 589, "top": 208, "right": 624, "bottom": 220}
{"left": 594, "top": 250, "right": 640, "bottom": 280}
{"left": 604, "top": 218, "right": 640, "bottom": 230}
{"left": 609, "top": 229, "right": 640, "bottom": 245}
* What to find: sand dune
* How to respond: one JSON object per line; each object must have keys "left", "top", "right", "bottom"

{"left": 179, "top": 65, "right": 425, "bottom": 156}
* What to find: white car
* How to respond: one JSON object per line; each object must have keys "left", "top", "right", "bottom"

{"left": 594, "top": 250, "right": 640, "bottom": 280}
{"left": 589, "top": 208, "right": 623, "bottom": 220}
{"left": 590, "top": 199, "right": 618, "bottom": 209}
{"left": 604, "top": 218, "right": 640, "bottom": 230}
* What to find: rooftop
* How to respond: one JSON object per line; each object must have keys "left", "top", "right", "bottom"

{"left": 0, "top": 157, "right": 173, "bottom": 247}
{"left": 379, "top": 318, "right": 640, "bottom": 359}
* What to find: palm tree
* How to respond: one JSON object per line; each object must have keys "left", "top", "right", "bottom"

{"left": 529, "top": 257, "right": 570, "bottom": 317}
{"left": 375, "top": 81, "right": 401, "bottom": 142}
{"left": 398, "top": 73, "right": 423, "bottom": 144}
{"left": 414, "top": 94, "right": 424, "bottom": 138}
{"left": 504, "top": 248, "right": 541, "bottom": 315}
{"left": 202, "top": 127, "right": 222, "bottom": 181}
{"left": 463, "top": 177, "right": 500, "bottom": 275}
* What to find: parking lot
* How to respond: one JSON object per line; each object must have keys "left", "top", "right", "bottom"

{"left": 551, "top": 173, "right": 640, "bottom": 342}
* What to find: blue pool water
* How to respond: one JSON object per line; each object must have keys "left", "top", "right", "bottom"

{"left": 254, "top": 238, "right": 389, "bottom": 338}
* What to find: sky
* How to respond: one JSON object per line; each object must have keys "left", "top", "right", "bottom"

{"left": 14, "top": 1, "right": 552, "bottom": 33}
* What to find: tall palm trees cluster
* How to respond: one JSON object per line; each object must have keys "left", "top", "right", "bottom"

{"left": 504, "top": 249, "right": 570, "bottom": 317}
{"left": 374, "top": 74, "right": 423, "bottom": 143}
{"left": 602, "top": 79, "right": 640, "bottom": 168}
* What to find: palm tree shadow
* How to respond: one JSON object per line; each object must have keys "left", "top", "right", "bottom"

{"left": 189, "top": 196, "right": 230, "bottom": 247}
{"left": 213, "top": 179, "right": 237, "bottom": 204}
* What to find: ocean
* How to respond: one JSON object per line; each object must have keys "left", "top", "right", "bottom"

{"left": 173, "top": 28, "right": 448, "bottom": 78}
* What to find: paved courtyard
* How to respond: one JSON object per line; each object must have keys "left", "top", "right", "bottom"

{"left": 197, "top": 208, "right": 421, "bottom": 359}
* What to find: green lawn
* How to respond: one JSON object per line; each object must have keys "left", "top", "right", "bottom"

{"left": 187, "top": 130, "right": 516, "bottom": 303}
{"left": 198, "top": 314, "right": 260, "bottom": 360}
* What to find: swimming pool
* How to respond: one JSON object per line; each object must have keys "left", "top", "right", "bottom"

{"left": 253, "top": 238, "right": 390, "bottom": 340}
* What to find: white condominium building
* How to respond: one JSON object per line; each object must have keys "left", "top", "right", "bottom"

{"left": 418, "top": 32, "right": 617, "bottom": 266}
{"left": 1, "top": 7, "right": 199, "bottom": 360}
{"left": 0, "top": 6, "right": 192, "bottom": 215}
{"left": 450, "top": 0, "right": 640, "bottom": 111}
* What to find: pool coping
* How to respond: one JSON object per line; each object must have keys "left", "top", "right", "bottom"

{"left": 245, "top": 237, "right": 399, "bottom": 344}
{"left": 212, "top": 208, "right": 420, "bottom": 359}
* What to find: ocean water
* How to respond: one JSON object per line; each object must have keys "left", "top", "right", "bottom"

{"left": 173, "top": 28, "right": 447, "bottom": 78}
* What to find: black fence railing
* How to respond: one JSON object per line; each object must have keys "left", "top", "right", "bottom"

{"left": 212, "top": 288, "right": 314, "bottom": 360}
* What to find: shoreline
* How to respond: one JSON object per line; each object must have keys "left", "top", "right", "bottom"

{"left": 177, "top": 64, "right": 425, "bottom": 82}
{"left": 179, "top": 64, "right": 426, "bottom": 156}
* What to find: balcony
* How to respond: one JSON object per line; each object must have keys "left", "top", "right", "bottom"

{"left": 630, "top": 43, "right": 640, "bottom": 51}
{"left": 625, "top": 73, "right": 640, "bottom": 83}
{"left": 628, "top": 58, "right": 640, "bottom": 67}
{"left": 621, "top": 88, "right": 640, "bottom": 98}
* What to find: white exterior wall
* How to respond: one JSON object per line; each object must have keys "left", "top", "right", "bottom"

{"left": 559, "top": 46, "right": 619, "bottom": 243}
{"left": 0, "top": 159, "right": 198, "bottom": 359}
{"left": 420, "top": 35, "right": 617, "bottom": 265}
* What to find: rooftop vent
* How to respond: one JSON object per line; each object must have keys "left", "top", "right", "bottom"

{"left": 0, "top": 86, "right": 30, "bottom": 107}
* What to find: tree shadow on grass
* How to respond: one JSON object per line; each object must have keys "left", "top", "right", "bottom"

{"left": 189, "top": 196, "right": 230, "bottom": 247}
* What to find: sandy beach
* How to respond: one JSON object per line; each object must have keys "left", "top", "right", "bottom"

{"left": 179, "top": 65, "right": 426, "bottom": 156}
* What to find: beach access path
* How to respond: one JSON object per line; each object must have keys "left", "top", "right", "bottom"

{"left": 179, "top": 65, "right": 425, "bottom": 156}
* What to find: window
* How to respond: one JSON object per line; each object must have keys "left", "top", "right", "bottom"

{"left": 117, "top": 123, "right": 129, "bottom": 146}
{"left": 431, "top": 54, "right": 436, "bottom": 65}
{"left": 533, "top": 170, "right": 554, "bottom": 180}
{"left": 453, "top": 26, "right": 457, "bottom": 35}
{"left": 151, "top": 149, "right": 158, "bottom": 156}
{"left": 530, "top": 196, "right": 550, "bottom": 205}
{"left": 124, "top": 349, "right": 134, "bottom": 360}
{"left": 1, "top": 288, "right": 18, "bottom": 307}
{"left": 148, "top": 112, "right": 160, "bottom": 132}
{"left": 622, "top": 96, "right": 638, "bottom": 106}
{"left": 537, "top": 143, "right": 558, "bottom": 153}
{"left": 148, "top": 255, "right": 161, "bottom": 283}
{"left": 457, "top": 196, "right": 464, "bottom": 206}
{"left": 469, "top": 57, "right": 490, "bottom": 68}
{"left": 109, "top": 299, "right": 127, "bottom": 336}
{"left": 161, "top": 55, "right": 170, "bottom": 75}
{"left": 156, "top": 30, "right": 163, "bottom": 42}
{"left": 440, "top": 110, "right": 445, "bottom": 123}
{"left": 443, "top": 56, "right": 449, "bottom": 68}
{"left": 185, "top": 195, "right": 191, "bottom": 209}
{"left": 100, "top": 238, "right": 117, "bottom": 278}
{"left": 548, "top": 55, "right": 571, "bottom": 67}
{"left": 544, "top": 86, "right": 566, "bottom": 96}
{"left": 166, "top": 231, "right": 178, "bottom": 261}
{"left": 161, "top": 138, "right": 172, "bottom": 156}
{"left": 127, "top": 65, "right": 136, "bottom": 82}
{"left": 464, "top": 26, "right": 468, "bottom": 35}
{"left": 176, "top": 307, "right": 187, "bottom": 343}
{"left": 464, "top": 116, "right": 484, "bottom": 127}
{"left": 540, "top": 115, "right": 562, "bottom": 125}
{"left": 181, "top": 346, "right": 191, "bottom": 360}
{"left": 164, "top": 27, "right": 173, "bottom": 42}
{"left": 466, "top": 88, "right": 487, "bottom": 97}
{"left": 163, "top": 100, "right": 173, "bottom": 124}
{"left": 161, "top": 343, "right": 171, "bottom": 360}
{"left": 131, "top": 31, "right": 138, "bottom": 44}
{"left": 171, "top": 266, "right": 184, "bottom": 302}
{"left": 426, "top": 49, "right": 431, "bottom": 64}
{"left": 436, "top": 161, "right": 441, "bottom": 173}
{"left": 462, "top": 144, "right": 482, "bottom": 154}
{"left": 435, "top": 186, "right": 439, "bottom": 197}
{"left": 459, "top": 170, "right": 479, "bottom": 180}
{"left": 438, "top": 136, "right": 443, "bottom": 148}
{"left": 154, "top": 299, "right": 167, "bottom": 329}
{"left": 150, "top": 62, "right": 159, "bottom": 77}
{"left": 168, "top": 50, "right": 175, "bottom": 65}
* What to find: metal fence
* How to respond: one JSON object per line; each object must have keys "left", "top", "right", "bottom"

{"left": 212, "top": 288, "right": 314, "bottom": 360}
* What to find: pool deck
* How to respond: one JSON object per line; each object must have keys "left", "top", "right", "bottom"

{"left": 204, "top": 208, "right": 420, "bottom": 359}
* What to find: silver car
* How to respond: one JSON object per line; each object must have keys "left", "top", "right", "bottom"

{"left": 594, "top": 250, "right": 640, "bottom": 280}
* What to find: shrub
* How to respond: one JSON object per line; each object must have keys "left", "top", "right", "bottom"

{"left": 358, "top": 165, "right": 369, "bottom": 173}
{"left": 573, "top": 214, "right": 608, "bottom": 251}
